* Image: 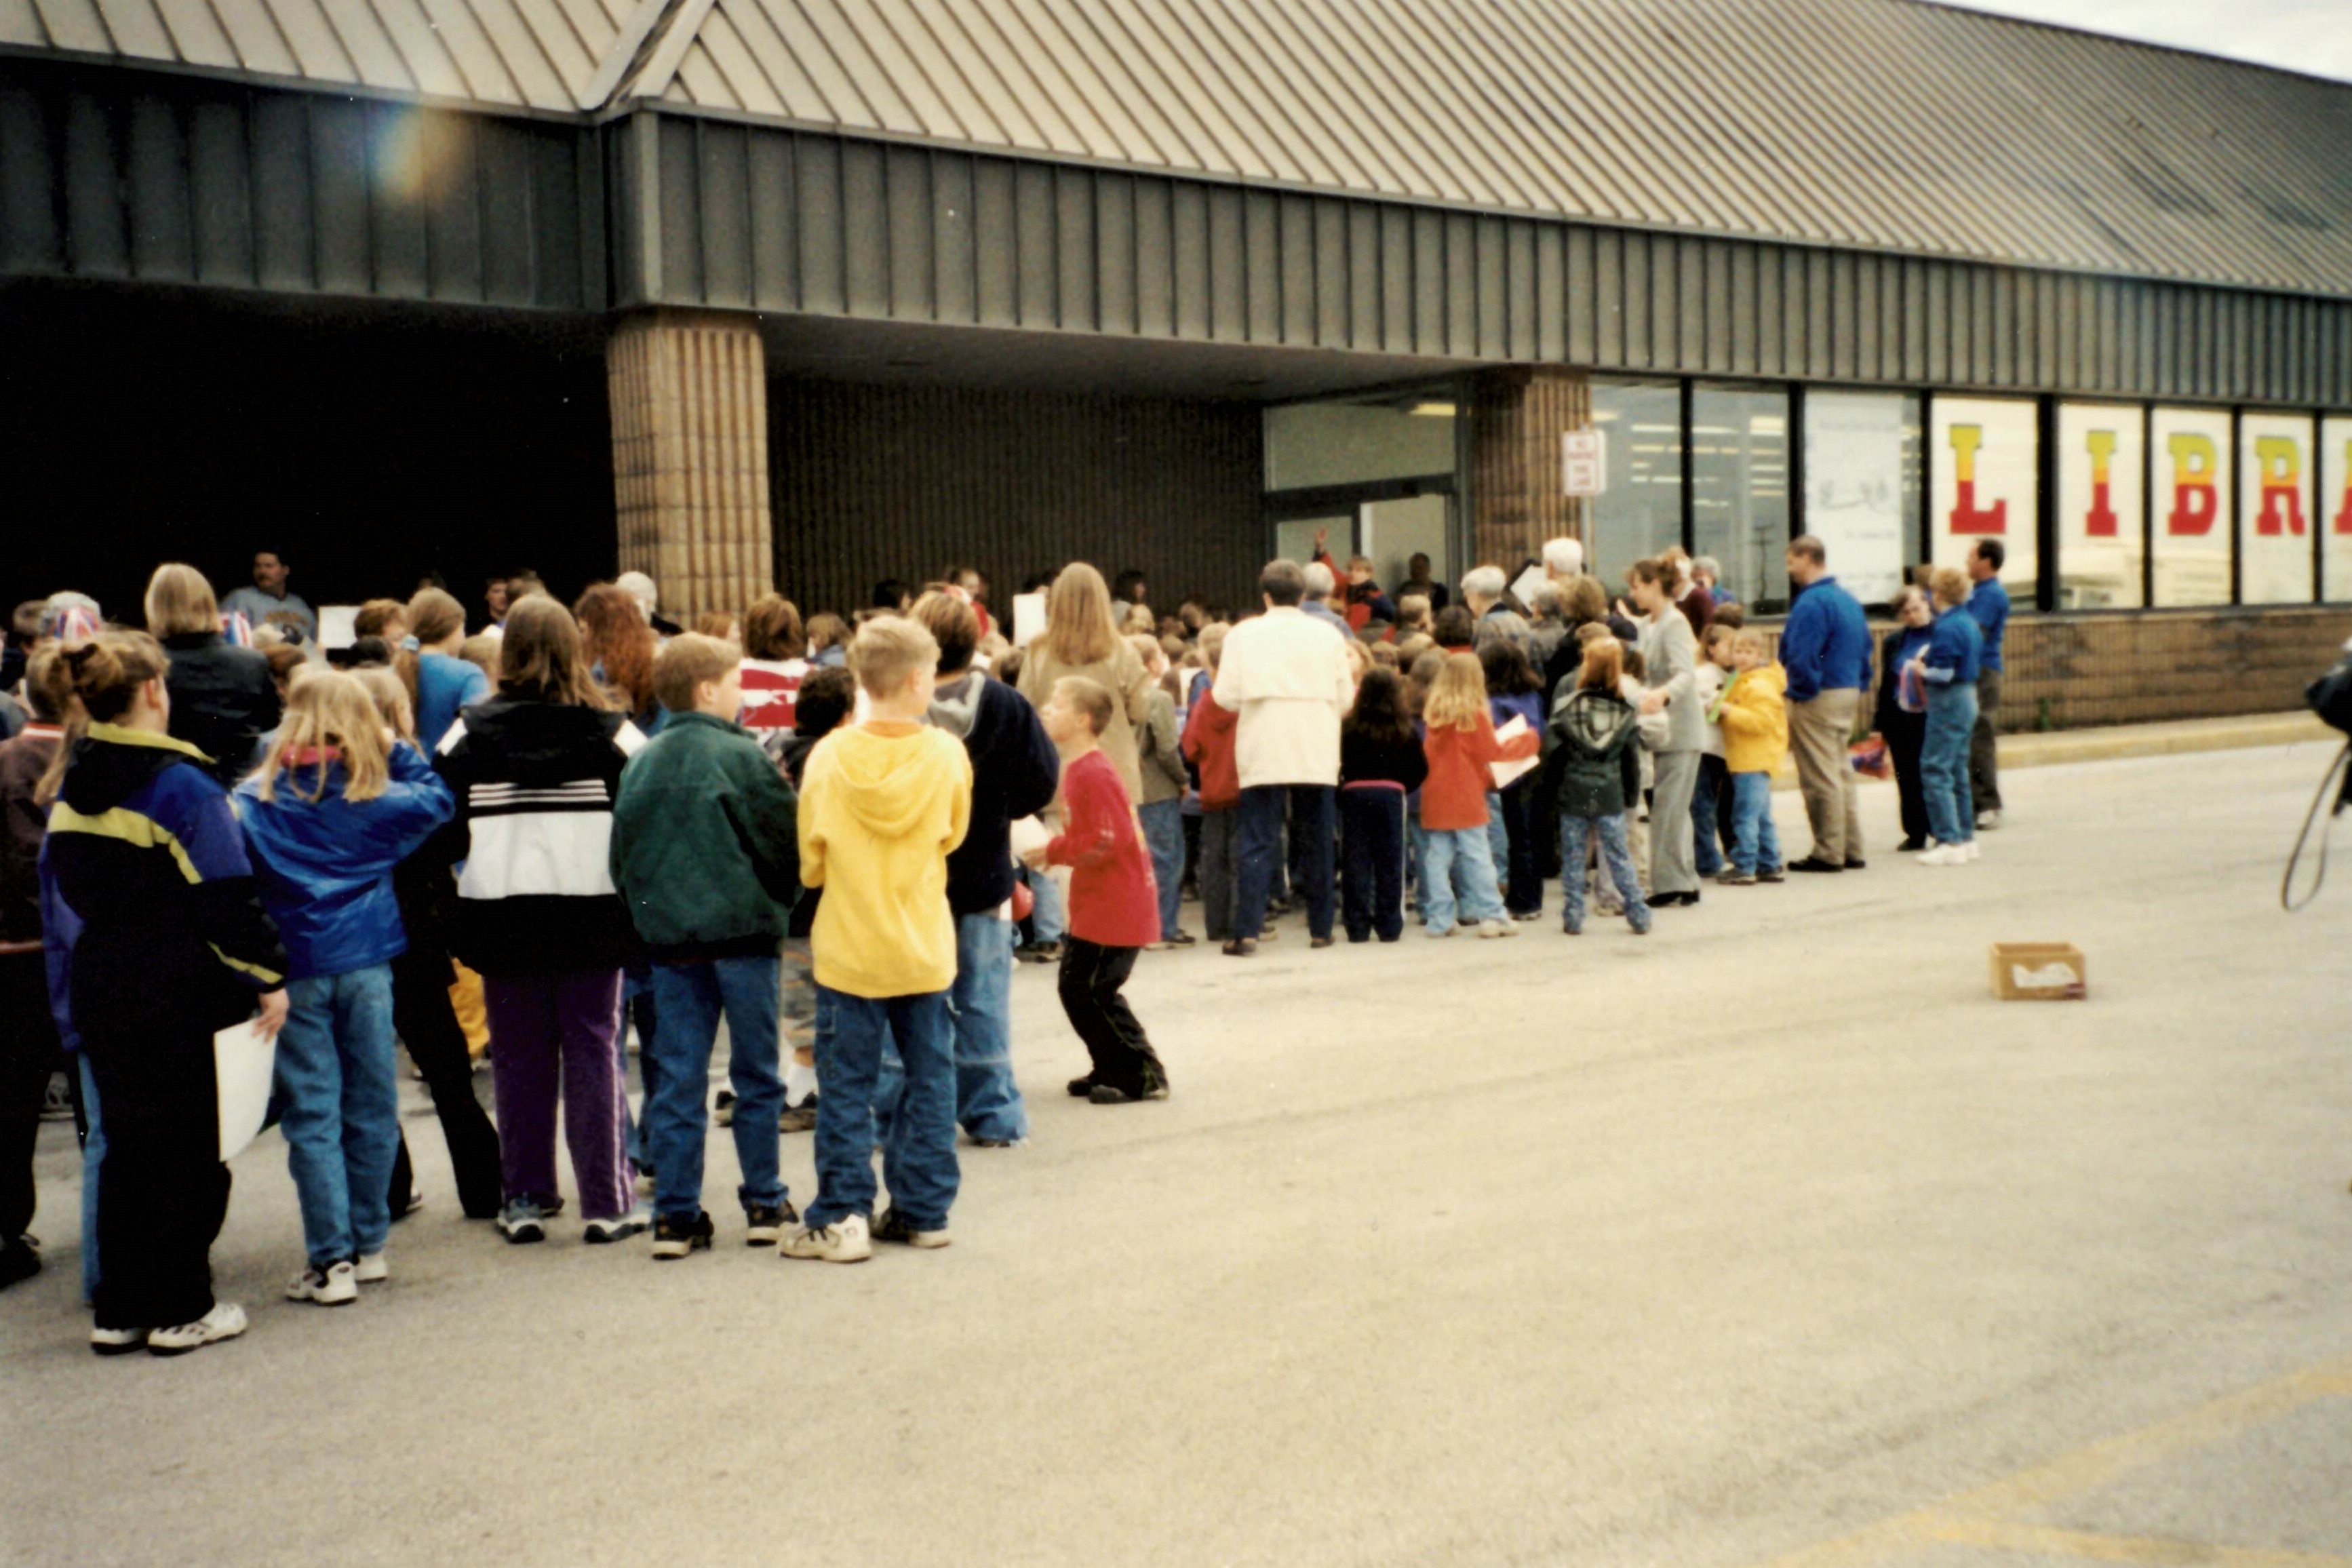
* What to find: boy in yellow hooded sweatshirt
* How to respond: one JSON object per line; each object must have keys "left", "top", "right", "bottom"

{"left": 1711, "top": 630, "right": 1789, "bottom": 886}
{"left": 783, "top": 617, "right": 973, "bottom": 1263}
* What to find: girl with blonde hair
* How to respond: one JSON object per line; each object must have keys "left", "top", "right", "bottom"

{"left": 236, "top": 671, "right": 454, "bottom": 1304}
{"left": 1017, "top": 563, "right": 1154, "bottom": 800}
{"left": 1415, "top": 652, "right": 1536, "bottom": 938}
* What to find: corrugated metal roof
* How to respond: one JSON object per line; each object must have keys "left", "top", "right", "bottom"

{"left": 0, "top": 0, "right": 640, "bottom": 111}
{"left": 633, "top": 0, "right": 2352, "bottom": 299}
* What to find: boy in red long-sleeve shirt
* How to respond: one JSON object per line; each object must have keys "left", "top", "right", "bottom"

{"left": 1023, "top": 676, "right": 1170, "bottom": 1105}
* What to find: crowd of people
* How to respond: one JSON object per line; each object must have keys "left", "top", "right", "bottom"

{"left": 0, "top": 529, "right": 2010, "bottom": 1355}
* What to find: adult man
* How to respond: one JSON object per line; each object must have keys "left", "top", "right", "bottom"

{"left": 221, "top": 549, "right": 316, "bottom": 645}
{"left": 1778, "top": 535, "right": 1873, "bottom": 873}
{"left": 1213, "top": 560, "right": 1354, "bottom": 956}
{"left": 1299, "top": 562, "right": 1353, "bottom": 638}
{"left": 1462, "top": 565, "right": 1534, "bottom": 658}
{"left": 1965, "top": 539, "right": 2010, "bottom": 830}
{"left": 1399, "top": 553, "right": 1451, "bottom": 612}
{"left": 481, "top": 574, "right": 511, "bottom": 631}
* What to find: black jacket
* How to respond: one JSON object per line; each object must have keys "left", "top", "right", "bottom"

{"left": 161, "top": 632, "right": 282, "bottom": 787}
{"left": 1542, "top": 687, "right": 1643, "bottom": 819}
{"left": 1340, "top": 729, "right": 1430, "bottom": 792}
{"left": 930, "top": 671, "right": 1060, "bottom": 917}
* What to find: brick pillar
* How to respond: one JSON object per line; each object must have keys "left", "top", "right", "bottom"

{"left": 1469, "top": 366, "right": 1592, "bottom": 568}
{"left": 606, "top": 311, "right": 772, "bottom": 620}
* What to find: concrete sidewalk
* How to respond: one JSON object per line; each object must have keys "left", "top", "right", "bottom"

{"left": 1771, "top": 709, "right": 2336, "bottom": 789}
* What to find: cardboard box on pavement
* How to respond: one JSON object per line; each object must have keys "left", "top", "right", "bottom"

{"left": 1990, "top": 942, "right": 2088, "bottom": 1000}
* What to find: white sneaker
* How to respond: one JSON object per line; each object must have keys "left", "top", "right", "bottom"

{"left": 1476, "top": 919, "right": 1519, "bottom": 939}
{"left": 353, "top": 1252, "right": 388, "bottom": 1284}
{"left": 1423, "top": 925, "right": 1455, "bottom": 939}
{"left": 779, "top": 1213, "right": 871, "bottom": 1263}
{"left": 286, "top": 1260, "right": 359, "bottom": 1306}
{"left": 1964, "top": 840, "right": 1981, "bottom": 861}
{"left": 1917, "top": 845, "right": 1967, "bottom": 867}
{"left": 146, "top": 1301, "right": 248, "bottom": 1356}
{"left": 1976, "top": 810, "right": 2001, "bottom": 831}
{"left": 90, "top": 1325, "right": 148, "bottom": 1357}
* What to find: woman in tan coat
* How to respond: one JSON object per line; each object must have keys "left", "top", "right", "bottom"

{"left": 1016, "top": 564, "right": 1154, "bottom": 800}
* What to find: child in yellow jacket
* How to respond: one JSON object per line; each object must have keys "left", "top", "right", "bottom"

{"left": 785, "top": 617, "right": 973, "bottom": 1264}
{"left": 1711, "top": 630, "right": 1788, "bottom": 884}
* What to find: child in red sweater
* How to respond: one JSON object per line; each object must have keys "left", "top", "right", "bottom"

{"left": 1177, "top": 625, "right": 1242, "bottom": 947}
{"left": 1025, "top": 676, "right": 1170, "bottom": 1105}
{"left": 1418, "top": 652, "right": 1538, "bottom": 938}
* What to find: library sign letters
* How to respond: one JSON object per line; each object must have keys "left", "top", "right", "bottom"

{"left": 1932, "top": 398, "right": 2037, "bottom": 591}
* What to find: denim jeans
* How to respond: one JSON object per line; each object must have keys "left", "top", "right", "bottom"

{"left": 1692, "top": 755, "right": 1727, "bottom": 878}
{"left": 1026, "top": 865, "right": 1067, "bottom": 945}
{"left": 1922, "top": 682, "right": 1979, "bottom": 846}
{"left": 1236, "top": 783, "right": 1335, "bottom": 939}
{"left": 646, "top": 956, "right": 785, "bottom": 1221}
{"left": 1139, "top": 798, "right": 1184, "bottom": 941}
{"left": 1728, "top": 770, "right": 1784, "bottom": 875}
{"left": 874, "top": 912, "right": 1027, "bottom": 1144}
{"left": 78, "top": 1053, "right": 102, "bottom": 1304}
{"left": 1484, "top": 791, "right": 1508, "bottom": 885}
{"left": 275, "top": 964, "right": 401, "bottom": 1268}
{"left": 1407, "top": 808, "right": 1426, "bottom": 897}
{"left": 810, "top": 987, "right": 958, "bottom": 1231}
{"left": 620, "top": 964, "right": 657, "bottom": 1172}
{"left": 1421, "top": 825, "right": 1504, "bottom": 933}
{"left": 1559, "top": 814, "right": 1649, "bottom": 933}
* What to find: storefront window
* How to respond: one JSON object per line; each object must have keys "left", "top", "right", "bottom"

{"left": 1588, "top": 378, "right": 1683, "bottom": 586}
{"left": 1929, "top": 396, "right": 2037, "bottom": 597}
{"left": 1689, "top": 385, "right": 1788, "bottom": 612}
{"left": 2238, "top": 413, "right": 2315, "bottom": 605}
{"left": 1801, "top": 389, "right": 1915, "bottom": 608}
{"left": 2054, "top": 403, "right": 2145, "bottom": 610}
{"left": 2151, "top": 407, "right": 2233, "bottom": 606}
{"left": 2325, "top": 417, "right": 2352, "bottom": 603}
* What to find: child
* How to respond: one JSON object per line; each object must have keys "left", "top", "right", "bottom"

{"left": 238, "top": 672, "right": 453, "bottom": 1304}
{"left": 404, "top": 587, "right": 489, "bottom": 753}
{"left": 1026, "top": 677, "right": 1169, "bottom": 1103}
{"left": 1178, "top": 625, "right": 1242, "bottom": 947}
{"left": 1131, "top": 634, "right": 1191, "bottom": 949}
{"left": 772, "top": 665, "right": 855, "bottom": 1131}
{"left": 1337, "top": 667, "right": 1427, "bottom": 943}
{"left": 0, "top": 648, "right": 66, "bottom": 1290}
{"left": 1417, "top": 652, "right": 1537, "bottom": 938}
{"left": 610, "top": 634, "right": 802, "bottom": 1257}
{"left": 786, "top": 617, "right": 972, "bottom": 1262}
{"left": 1542, "top": 639, "right": 1650, "bottom": 936}
{"left": 737, "top": 594, "right": 810, "bottom": 747}
{"left": 1478, "top": 640, "right": 1546, "bottom": 920}
{"left": 1911, "top": 567, "right": 1984, "bottom": 867}
{"left": 1712, "top": 630, "right": 1790, "bottom": 885}
{"left": 1692, "top": 623, "right": 1735, "bottom": 880}
{"left": 436, "top": 596, "right": 647, "bottom": 1247}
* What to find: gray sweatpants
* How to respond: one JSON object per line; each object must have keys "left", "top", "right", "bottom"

{"left": 1649, "top": 749, "right": 1700, "bottom": 897}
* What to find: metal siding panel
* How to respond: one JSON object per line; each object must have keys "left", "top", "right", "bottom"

{"left": 1852, "top": 251, "right": 1880, "bottom": 381}
{"left": 1475, "top": 214, "right": 1506, "bottom": 360}
{"left": 1993, "top": 269, "right": 2018, "bottom": 389}
{"left": 1242, "top": 189, "right": 1278, "bottom": 344}
{"left": 796, "top": 135, "right": 845, "bottom": 314}
{"left": 307, "top": 98, "right": 370, "bottom": 292}
{"left": 1895, "top": 258, "right": 1922, "bottom": 383}
{"left": 1801, "top": 249, "right": 1827, "bottom": 379}
{"left": 1566, "top": 224, "right": 1596, "bottom": 368}
{"left": 186, "top": 94, "right": 252, "bottom": 287}
{"left": 1925, "top": 262, "right": 1950, "bottom": 385}
{"left": 2096, "top": 277, "right": 2120, "bottom": 392}
{"left": 655, "top": 115, "right": 699, "bottom": 304}
{"left": 924, "top": 149, "right": 971, "bottom": 323}
{"left": 1729, "top": 241, "right": 1757, "bottom": 376}
{"left": 1445, "top": 210, "right": 1476, "bottom": 358}
{"left": 1653, "top": 231, "right": 1680, "bottom": 370}
{"left": 62, "top": 92, "right": 127, "bottom": 279}
{"left": 1313, "top": 197, "right": 1349, "bottom": 348}
{"left": 1055, "top": 165, "right": 1095, "bottom": 332}
{"left": 0, "top": 83, "right": 61, "bottom": 274}
{"left": 1830, "top": 250, "right": 1856, "bottom": 381}
{"left": 686, "top": 120, "right": 748, "bottom": 308}
{"left": 1346, "top": 202, "right": 1379, "bottom": 351}
{"left": 1378, "top": 205, "right": 1411, "bottom": 353}
{"left": 1279, "top": 193, "right": 1315, "bottom": 347}
{"left": 1620, "top": 230, "right": 1648, "bottom": 370}
{"left": 1134, "top": 175, "right": 1174, "bottom": 338}
{"left": 1967, "top": 269, "right": 1994, "bottom": 386}
{"left": 1535, "top": 222, "right": 1565, "bottom": 363}
{"left": 1696, "top": 236, "right": 1723, "bottom": 372}
{"left": 125, "top": 96, "right": 191, "bottom": 282}
{"left": 840, "top": 136, "right": 888, "bottom": 318}
{"left": 1207, "top": 184, "right": 1246, "bottom": 344}
{"left": 1096, "top": 171, "right": 1136, "bottom": 336}
{"left": 1755, "top": 241, "right": 1782, "bottom": 378}
{"left": 1410, "top": 206, "right": 1443, "bottom": 357}
{"left": 526, "top": 126, "right": 582, "bottom": 307}
{"left": 366, "top": 107, "right": 429, "bottom": 298}
{"left": 466, "top": 121, "right": 529, "bottom": 304}
{"left": 418, "top": 111, "right": 484, "bottom": 301}
{"left": 744, "top": 128, "right": 796, "bottom": 310}
{"left": 1171, "top": 178, "right": 1209, "bottom": 341}
{"left": 248, "top": 92, "right": 311, "bottom": 291}
{"left": 882, "top": 142, "right": 930, "bottom": 319}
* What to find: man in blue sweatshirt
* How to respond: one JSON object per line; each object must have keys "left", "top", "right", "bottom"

{"left": 1778, "top": 536, "right": 1873, "bottom": 873}
{"left": 1965, "top": 538, "right": 2011, "bottom": 830}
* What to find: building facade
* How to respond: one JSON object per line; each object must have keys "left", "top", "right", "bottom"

{"left": 4, "top": 0, "right": 2349, "bottom": 721}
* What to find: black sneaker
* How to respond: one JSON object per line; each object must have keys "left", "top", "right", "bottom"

{"left": 650, "top": 1210, "right": 715, "bottom": 1260}
{"left": 0, "top": 1234, "right": 40, "bottom": 1290}
{"left": 1087, "top": 1084, "right": 1137, "bottom": 1105}
{"left": 744, "top": 1201, "right": 799, "bottom": 1247}
{"left": 1843, "top": 857, "right": 1867, "bottom": 870}
{"left": 713, "top": 1090, "right": 737, "bottom": 1127}
{"left": 1788, "top": 856, "right": 1844, "bottom": 874}
{"left": 872, "top": 1207, "right": 952, "bottom": 1249}
{"left": 1067, "top": 1075, "right": 1096, "bottom": 1097}
{"left": 1758, "top": 867, "right": 1786, "bottom": 884}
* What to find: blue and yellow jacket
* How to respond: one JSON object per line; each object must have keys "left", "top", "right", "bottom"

{"left": 39, "top": 724, "right": 287, "bottom": 1049}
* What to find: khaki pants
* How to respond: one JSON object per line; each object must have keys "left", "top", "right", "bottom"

{"left": 1789, "top": 690, "right": 1863, "bottom": 864}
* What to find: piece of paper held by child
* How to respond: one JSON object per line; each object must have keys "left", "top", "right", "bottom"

{"left": 1489, "top": 714, "right": 1540, "bottom": 789}
{"left": 1013, "top": 593, "right": 1048, "bottom": 648}
{"left": 1508, "top": 564, "right": 1549, "bottom": 612}
{"left": 215, "top": 1018, "right": 277, "bottom": 1162}
{"left": 1008, "top": 815, "right": 1054, "bottom": 863}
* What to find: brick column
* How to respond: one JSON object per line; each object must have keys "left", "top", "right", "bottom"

{"left": 606, "top": 310, "right": 772, "bottom": 620}
{"left": 1469, "top": 366, "right": 1592, "bottom": 568}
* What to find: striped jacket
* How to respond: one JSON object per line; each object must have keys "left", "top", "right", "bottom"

{"left": 435, "top": 694, "right": 646, "bottom": 977}
{"left": 39, "top": 724, "right": 288, "bottom": 1050}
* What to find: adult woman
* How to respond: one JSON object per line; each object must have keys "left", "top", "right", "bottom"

{"left": 404, "top": 587, "right": 490, "bottom": 753}
{"left": 434, "top": 597, "right": 646, "bottom": 1244}
{"left": 1875, "top": 585, "right": 1936, "bottom": 852}
{"left": 574, "top": 583, "right": 659, "bottom": 732}
{"left": 39, "top": 633, "right": 288, "bottom": 1354}
{"left": 1627, "top": 557, "right": 1704, "bottom": 906}
{"left": 1909, "top": 568, "right": 1984, "bottom": 867}
{"left": 144, "top": 564, "right": 281, "bottom": 787}
{"left": 1016, "top": 564, "right": 1154, "bottom": 802}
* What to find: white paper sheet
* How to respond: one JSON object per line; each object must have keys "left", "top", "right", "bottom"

{"left": 1488, "top": 714, "right": 1540, "bottom": 789}
{"left": 1508, "top": 565, "right": 1550, "bottom": 612}
{"left": 1013, "top": 592, "right": 1049, "bottom": 648}
{"left": 214, "top": 1019, "right": 277, "bottom": 1162}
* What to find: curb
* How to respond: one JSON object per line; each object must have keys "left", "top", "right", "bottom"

{"left": 1768, "top": 711, "right": 2334, "bottom": 791}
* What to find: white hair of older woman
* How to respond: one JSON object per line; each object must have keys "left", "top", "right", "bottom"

{"left": 1459, "top": 564, "right": 1508, "bottom": 600}
{"left": 1540, "top": 537, "right": 1584, "bottom": 576}
{"left": 1692, "top": 555, "right": 1723, "bottom": 583}
{"left": 1302, "top": 561, "right": 1336, "bottom": 598}
{"left": 614, "top": 570, "right": 659, "bottom": 619}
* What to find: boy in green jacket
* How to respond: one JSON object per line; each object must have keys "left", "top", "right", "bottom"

{"left": 610, "top": 633, "right": 802, "bottom": 1259}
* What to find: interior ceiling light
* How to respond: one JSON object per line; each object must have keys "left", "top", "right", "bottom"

{"left": 1407, "top": 400, "right": 1457, "bottom": 417}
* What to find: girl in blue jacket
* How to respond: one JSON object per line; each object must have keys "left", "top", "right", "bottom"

{"left": 237, "top": 672, "right": 452, "bottom": 1306}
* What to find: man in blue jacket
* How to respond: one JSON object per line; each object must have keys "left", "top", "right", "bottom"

{"left": 1779, "top": 536, "right": 1873, "bottom": 872}
{"left": 1965, "top": 538, "right": 2012, "bottom": 830}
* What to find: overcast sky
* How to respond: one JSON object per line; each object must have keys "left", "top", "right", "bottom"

{"left": 1935, "top": 0, "right": 2352, "bottom": 83}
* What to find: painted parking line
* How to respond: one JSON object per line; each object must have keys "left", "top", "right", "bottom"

{"left": 1757, "top": 1350, "right": 2352, "bottom": 1568}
